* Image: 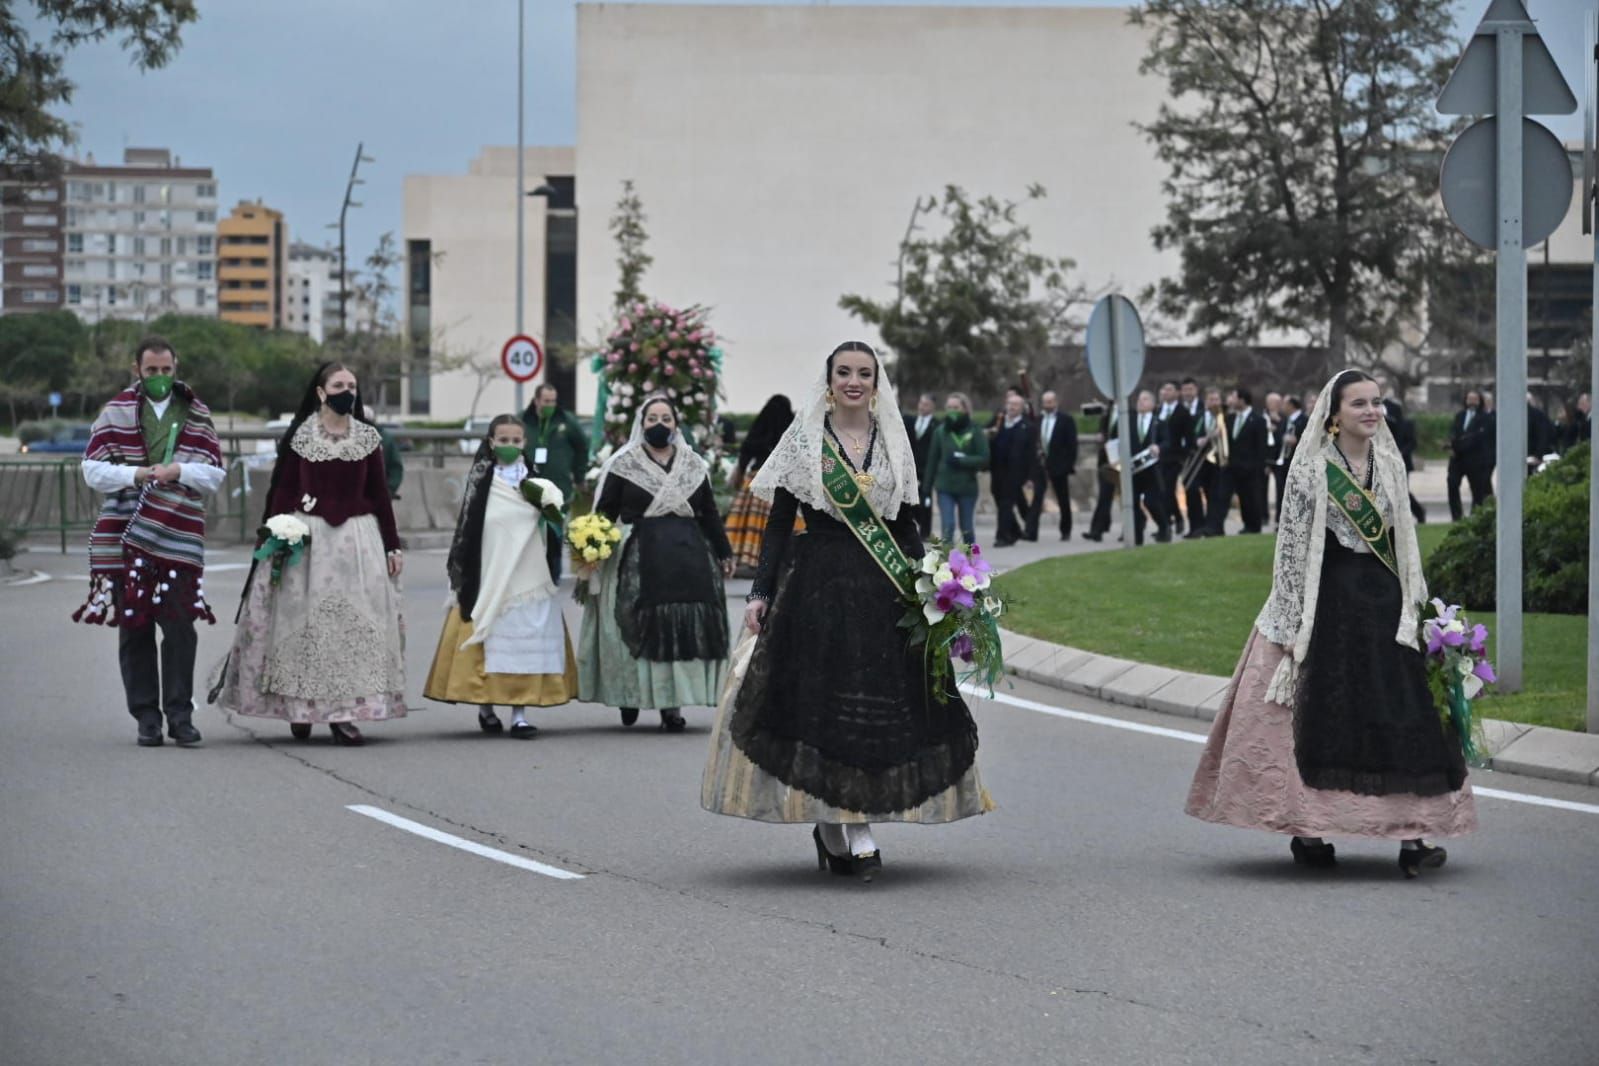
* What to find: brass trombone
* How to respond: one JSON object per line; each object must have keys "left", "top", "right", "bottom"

{"left": 1181, "top": 410, "right": 1229, "bottom": 488}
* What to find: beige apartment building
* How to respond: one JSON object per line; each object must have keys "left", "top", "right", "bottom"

{"left": 217, "top": 201, "right": 287, "bottom": 329}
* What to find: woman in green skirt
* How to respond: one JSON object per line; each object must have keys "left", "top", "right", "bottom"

{"left": 578, "top": 395, "right": 733, "bottom": 731}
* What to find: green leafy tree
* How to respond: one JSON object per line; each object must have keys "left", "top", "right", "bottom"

{"left": 326, "top": 232, "right": 410, "bottom": 411}
{"left": 0, "top": 1, "right": 197, "bottom": 179}
{"left": 1130, "top": 0, "right": 1456, "bottom": 363}
{"left": 609, "top": 179, "right": 652, "bottom": 311}
{"left": 839, "top": 184, "right": 1088, "bottom": 399}
{"left": 0, "top": 308, "right": 83, "bottom": 426}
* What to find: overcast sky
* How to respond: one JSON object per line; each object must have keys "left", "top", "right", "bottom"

{"left": 47, "top": 0, "right": 1596, "bottom": 269}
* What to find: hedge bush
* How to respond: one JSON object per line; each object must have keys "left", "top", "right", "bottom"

{"left": 1424, "top": 443, "right": 1589, "bottom": 614}
{"left": 16, "top": 418, "right": 71, "bottom": 446}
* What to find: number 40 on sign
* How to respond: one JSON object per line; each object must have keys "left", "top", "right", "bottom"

{"left": 501, "top": 334, "right": 544, "bottom": 383}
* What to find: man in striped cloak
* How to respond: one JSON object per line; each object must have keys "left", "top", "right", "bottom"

{"left": 76, "top": 337, "right": 225, "bottom": 747}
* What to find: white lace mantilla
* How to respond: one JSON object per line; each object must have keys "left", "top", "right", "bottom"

{"left": 291, "top": 418, "right": 381, "bottom": 463}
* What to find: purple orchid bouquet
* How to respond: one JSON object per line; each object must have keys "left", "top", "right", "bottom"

{"left": 900, "top": 542, "right": 1008, "bottom": 702}
{"left": 1421, "top": 598, "right": 1496, "bottom": 763}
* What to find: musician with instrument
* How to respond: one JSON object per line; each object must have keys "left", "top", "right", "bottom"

{"left": 1086, "top": 393, "right": 1169, "bottom": 545}
{"left": 1180, "top": 387, "right": 1227, "bottom": 539}
{"left": 1156, "top": 381, "right": 1194, "bottom": 536}
{"left": 1202, "top": 386, "right": 1268, "bottom": 536}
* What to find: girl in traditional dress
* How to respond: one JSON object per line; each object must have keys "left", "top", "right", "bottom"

{"left": 1186, "top": 370, "right": 1476, "bottom": 877}
{"left": 578, "top": 396, "right": 733, "bottom": 732}
{"left": 424, "top": 415, "right": 578, "bottom": 737}
{"left": 723, "top": 394, "right": 795, "bottom": 577}
{"left": 703, "top": 342, "right": 992, "bottom": 882}
{"left": 215, "top": 363, "right": 406, "bottom": 746}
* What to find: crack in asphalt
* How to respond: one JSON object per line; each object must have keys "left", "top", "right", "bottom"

{"left": 223, "top": 709, "right": 1439, "bottom": 1065}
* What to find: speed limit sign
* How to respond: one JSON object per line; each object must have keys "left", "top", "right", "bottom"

{"left": 501, "top": 334, "right": 544, "bottom": 383}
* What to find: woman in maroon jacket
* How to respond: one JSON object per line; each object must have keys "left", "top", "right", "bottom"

{"left": 216, "top": 363, "right": 407, "bottom": 745}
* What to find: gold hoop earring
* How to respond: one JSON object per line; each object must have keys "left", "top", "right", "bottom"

{"left": 870, "top": 393, "right": 878, "bottom": 413}
{"left": 825, "top": 389, "right": 836, "bottom": 412}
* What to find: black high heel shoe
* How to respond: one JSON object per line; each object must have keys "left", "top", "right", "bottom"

{"left": 329, "top": 722, "right": 364, "bottom": 747}
{"left": 1290, "top": 837, "right": 1337, "bottom": 868}
{"left": 1399, "top": 842, "right": 1448, "bottom": 879}
{"left": 812, "top": 827, "right": 851, "bottom": 875}
{"left": 289, "top": 723, "right": 312, "bottom": 741}
{"left": 844, "top": 851, "right": 883, "bottom": 883}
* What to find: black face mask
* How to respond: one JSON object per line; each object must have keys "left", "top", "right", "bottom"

{"left": 324, "top": 391, "right": 357, "bottom": 416}
{"left": 643, "top": 424, "right": 673, "bottom": 448}
{"left": 947, "top": 413, "right": 970, "bottom": 432}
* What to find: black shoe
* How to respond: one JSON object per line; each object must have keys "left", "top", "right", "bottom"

{"left": 329, "top": 722, "right": 365, "bottom": 747}
{"left": 1060, "top": 532, "right": 1071, "bottom": 542}
{"left": 1154, "top": 531, "right": 1172, "bottom": 543}
{"left": 993, "top": 538, "right": 1017, "bottom": 548}
{"left": 812, "top": 827, "right": 851, "bottom": 875}
{"left": 659, "top": 709, "right": 686, "bottom": 733}
{"left": 478, "top": 708, "right": 504, "bottom": 734}
{"left": 137, "top": 731, "right": 163, "bottom": 748}
{"left": 169, "top": 722, "right": 203, "bottom": 747}
{"left": 289, "top": 722, "right": 312, "bottom": 741}
{"left": 1183, "top": 530, "right": 1205, "bottom": 540}
{"left": 1399, "top": 842, "right": 1447, "bottom": 879}
{"left": 620, "top": 707, "right": 639, "bottom": 727}
{"left": 509, "top": 720, "right": 539, "bottom": 739}
{"left": 1172, "top": 519, "right": 1185, "bottom": 535}
{"left": 1021, "top": 533, "right": 1038, "bottom": 542}
{"left": 1290, "top": 837, "right": 1337, "bottom": 868}
{"left": 1082, "top": 532, "right": 1102, "bottom": 543}
{"left": 847, "top": 851, "right": 884, "bottom": 883}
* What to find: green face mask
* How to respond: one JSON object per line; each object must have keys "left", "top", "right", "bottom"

{"left": 142, "top": 374, "right": 174, "bottom": 401}
{"left": 493, "top": 444, "right": 523, "bottom": 465}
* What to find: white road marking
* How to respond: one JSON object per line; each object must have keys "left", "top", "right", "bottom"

{"left": 964, "top": 686, "right": 1599, "bottom": 817}
{"left": 5, "top": 571, "right": 52, "bottom": 587}
{"left": 347, "top": 804, "right": 585, "bottom": 880}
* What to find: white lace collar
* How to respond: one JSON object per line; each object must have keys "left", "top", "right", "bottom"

{"left": 291, "top": 418, "right": 381, "bottom": 463}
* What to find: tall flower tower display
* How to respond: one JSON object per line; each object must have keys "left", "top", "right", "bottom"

{"left": 592, "top": 300, "right": 724, "bottom": 449}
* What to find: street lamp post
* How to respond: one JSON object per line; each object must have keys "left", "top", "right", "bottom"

{"left": 515, "top": 0, "right": 527, "bottom": 412}
{"left": 334, "top": 142, "right": 375, "bottom": 335}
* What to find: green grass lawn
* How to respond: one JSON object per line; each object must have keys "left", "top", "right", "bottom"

{"left": 994, "top": 525, "right": 1588, "bottom": 732}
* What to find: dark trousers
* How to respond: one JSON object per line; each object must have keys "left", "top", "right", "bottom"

{"left": 1132, "top": 469, "right": 1169, "bottom": 545}
{"left": 1090, "top": 475, "right": 1115, "bottom": 536}
{"left": 1271, "top": 464, "right": 1289, "bottom": 523}
{"left": 1029, "top": 471, "right": 1073, "bottom": 539}
{"left": 1159, "top": 460, "right": 1185, "bottom": 530}
{"left": 1207, "top": 466, "right": 1264, "bottom": 534}
{"left": 993, "top": 473, "right": 1027, "bottom": 544}
{"left": 1447, "top": 460, "right": 1493, "bottom": 520}
{"left": 1184, "top": 464, "right": 1211, "bottom": 532}
{"left": 119, "top": 615, "right": 198, "bottom": 732}
{"left": 910, "top": 501, "right": 933, "bottom": 540}
{"left": 1020, "top": 465, "right": 1046, "bottom": 540}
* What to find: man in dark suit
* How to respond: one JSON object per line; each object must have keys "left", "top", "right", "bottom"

{"left": 1446, "top": 389, "right": 1494, "bottom": 520}
{"left": 1178, "top": 379, "right": 1211, "bottom": 537}
{"left": 1383, "top": 396, "right": 1426, "bottom": 523}
{"left": 904, "top": 392, "right": 937, "bottom": 539}
{"left": 1028, "top": 389, "right": 1079, "bottom": 541}
{"left": 1129, "top": 389, "right": 1171, "bottom": 545}
{"left": 1205, "top": 385, "right": 1267, "bottom": 535}
{"left": 1566, "top": 393, "right": 1592, "bottom": 451}
{"left": 1527, "top": 393, "right": 1559, "bottom": 466}
{"left": 1156, "top": 380, "right": 1192, "bottom": 536}
{"left": 989, "top": 391, "right": 1036, "bottom": 547}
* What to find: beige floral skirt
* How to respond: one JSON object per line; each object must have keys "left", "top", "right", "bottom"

{"left": 217, "top": 515, "right": 408, "bottom": 723}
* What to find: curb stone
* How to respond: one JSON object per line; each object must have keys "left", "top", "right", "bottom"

{"left": 997, "top": 627, "right": 1597, "bottom": 791}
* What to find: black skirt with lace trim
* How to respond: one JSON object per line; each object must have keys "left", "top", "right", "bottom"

{"left": 616, "top": 515, "right": 729, "bottom": 663}
{"left": 729, "top": 515, "right": 979, "bottom": 815}
{"left": 1293, "top": 532, "right": 1467, "bottom": 797}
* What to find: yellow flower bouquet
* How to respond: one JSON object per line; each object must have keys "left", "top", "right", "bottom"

{"left": 567, "top": 512, "right": 622, "bottom": 577}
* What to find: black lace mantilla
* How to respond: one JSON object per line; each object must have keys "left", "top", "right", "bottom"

{"left": 1293, "top": 532, "right": 1466, "bottom": 797}
{"left": 731, "top": 490, "right": 979, "bottom": 814}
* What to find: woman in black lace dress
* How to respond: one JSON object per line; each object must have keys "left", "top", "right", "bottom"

{"left": 701, "top": 343, "right": 992, "bottom": 881}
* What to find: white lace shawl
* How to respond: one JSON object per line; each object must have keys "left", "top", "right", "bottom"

{"left": 592, "top": 395, "right": 709, "bottom": 519}
{"left": 1256, "top": 371, "right": 1427, "bottom": 706}
{"left": 749, "top": 355, "right": 920, "bottom": 521}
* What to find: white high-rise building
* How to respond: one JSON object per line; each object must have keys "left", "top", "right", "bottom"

{"left": 285, "top": 241, "right": 340, "bottom": 343}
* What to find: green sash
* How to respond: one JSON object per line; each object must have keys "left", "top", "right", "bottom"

{"left": 1325, "top": 459, "right": 1398, "bottom": 577}
{"left": 820, "top": 437, "right": 919, "bottom": 596}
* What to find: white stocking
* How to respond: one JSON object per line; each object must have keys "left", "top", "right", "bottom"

{"left": 843, "top": 823, "right": 878, "bottom": 857}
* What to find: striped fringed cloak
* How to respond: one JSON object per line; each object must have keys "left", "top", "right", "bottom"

{"left": 73, "top": 381, "right": 223, "bottom": 628}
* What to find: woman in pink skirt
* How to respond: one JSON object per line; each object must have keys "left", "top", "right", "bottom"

{"left": 1186, "top": 370, "right": 1476, "bottom": 877}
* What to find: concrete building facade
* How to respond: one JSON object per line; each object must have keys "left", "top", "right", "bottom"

{"left": 54, "top": 148, "right": 218, "bottom": 324}
{"left": 217, "top": 200, "right": 287, "bottom": 329}
{"left": 284, "top": 241, "right": 339, "bottom": 343}
{"left": 0, "top": 177, "right": 66, "bottom": 314}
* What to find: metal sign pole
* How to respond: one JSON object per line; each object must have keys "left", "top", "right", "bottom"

{"left": 1110, "top": 305, "right": 1138, "bottom": 550}
{"left": 514, "top": 0, "right": 527, "bottom": 415}
{"left": 1495, "top": 21, "right": 1526, "bottom": 692}
{"left": 1587, "top": 12, "right": 1598, "bottom": 734}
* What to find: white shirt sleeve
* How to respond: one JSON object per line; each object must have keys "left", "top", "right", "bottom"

{"left": 82, "top": 458, "right": 137, "bottom": 494}
{"left": 177, "top": 460, "right": 227, "bottom": 496}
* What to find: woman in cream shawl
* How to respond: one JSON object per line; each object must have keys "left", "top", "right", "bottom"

{"left": 425, "top": 415, "right": 577, "bottom": 736}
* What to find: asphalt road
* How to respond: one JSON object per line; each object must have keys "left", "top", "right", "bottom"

{"left": 2, "top": 546, "right": 1595, "bottom": 1066}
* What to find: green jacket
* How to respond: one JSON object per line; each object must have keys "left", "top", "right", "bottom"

{"left": 378, "top": 427, "right": 404, "bottom": 497}
{"left": 521, "top": 406, "right": 590, "bottom": 500}
{"left": 922, "top": 420, "right": 990, "bottom": 498}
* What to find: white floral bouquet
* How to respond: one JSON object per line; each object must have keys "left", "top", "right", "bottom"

{"left": 519, "top": 476, "right": 565, "bottom": 528}
{"left": 254, "top": 513, "right": 311, "bottom": 587}
{"left": 900, "top": 542, "right": 1008, "bottom": 703}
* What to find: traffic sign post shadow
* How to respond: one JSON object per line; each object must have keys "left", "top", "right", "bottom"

{"left": 1437, "top": 0, "right": 1575, "bottom": 693}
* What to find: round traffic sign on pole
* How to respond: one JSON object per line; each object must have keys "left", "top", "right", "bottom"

{"left": 1440, "top": 116, "right": 1573, "bottom": 250}
{"left": 1085, "top": 294, "right": 1146, "bottom": 400}
{"left": 501, "top": 334, "right": 544, "bottom": 383}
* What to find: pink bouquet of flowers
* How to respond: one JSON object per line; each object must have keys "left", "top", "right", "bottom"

{"left": 901, "top": 542, "right": 1008, "bottom": 702}
{"left": 1421, "top": 598, "right": 1495, "bottom": 763}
